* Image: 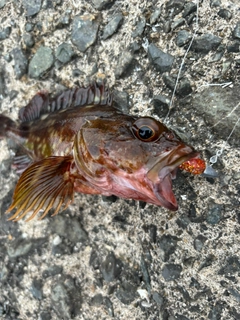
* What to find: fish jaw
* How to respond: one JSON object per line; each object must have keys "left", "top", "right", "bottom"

{"left": 153, "top": 174, "right": 178, "bottom": 210}
{"left": 96, "top": 150, "right": 200, "bottom": 210}
{"left": 146, "top": 148, "right": 201, "bottom": 210}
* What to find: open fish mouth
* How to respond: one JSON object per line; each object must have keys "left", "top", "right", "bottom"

{"left": 147, "top": 150, "right": 200, "bottom": 211}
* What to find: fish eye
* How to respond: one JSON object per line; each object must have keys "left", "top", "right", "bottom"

{"left": 138, "top": 126, "right": 154, "bottom": 140}
{"left": 132, "top": 117, "right": 166, "bottom": 142}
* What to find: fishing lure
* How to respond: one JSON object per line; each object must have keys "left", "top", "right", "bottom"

{"left": 0, "top": 82, "right": 205, "bottom": 221}
{"left": 179, "top": 158, "right": 206, "bottom": 175}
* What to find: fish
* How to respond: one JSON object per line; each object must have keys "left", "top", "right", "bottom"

{"left": 0, "top": 82, "right": 206, "bottom": 222}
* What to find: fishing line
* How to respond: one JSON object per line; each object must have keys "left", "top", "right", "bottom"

{"left": 197, "top": 81, "right": 232, "bottom": 90}
{"left": 164, "top": 0, "right": 199, "bottom": 123}
{"left": 209, "top": 107, "right": 240, "bottom": 165}
{"left": 163, "top": 0, "right": 239, "bottom": 172}
{"left": 194, "top": 86, "right": 240, "bottom": 166}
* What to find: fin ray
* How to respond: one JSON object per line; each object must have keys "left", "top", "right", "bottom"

{"left": 19, "top": 91, "right": 49, "bottom": 122}
{"left": 18, "top": 82, "right": 113, "bottom": 123}
{"left": 7, "top": 156, "right": 75, "bottom": 221}
{"left": 13, "top": 153, "right": 32, "bottom": 174}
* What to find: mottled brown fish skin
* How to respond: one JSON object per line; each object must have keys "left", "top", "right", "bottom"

{"left": 21, "top": 104, "right": 119, "bottom": 159}
{"left": 0, "top": 83, "right": 205, "bottom": 221}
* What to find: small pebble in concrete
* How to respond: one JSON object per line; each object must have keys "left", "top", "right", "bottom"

{"left": 71, "top": 14, "right": 99, "bottom": 52}
{"left": 28, "top": 46, "right": 54, "bottom": 78}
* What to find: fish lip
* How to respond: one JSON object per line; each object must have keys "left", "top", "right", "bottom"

{"left": 158, "top": 151, "right": 200, "bottom": 181}
{"left": 147, "top": 151, "right": 200, "bottom": 210}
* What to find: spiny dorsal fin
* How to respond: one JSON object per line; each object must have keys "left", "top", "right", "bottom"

{"left": 19, "top": 82, "right": 113, "bottom": 123}
{"left": 6, "top": 156, "right": 75, "bottom": 221}
{"left": 18, "top": 91, "right": 49, "bottom": 122}
{"left": 50, "top": 82, "right": 113, "bottom": 112}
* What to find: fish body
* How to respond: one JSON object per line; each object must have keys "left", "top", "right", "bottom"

{"left": 0, "top": 83, "right": 205, "bottom": 221}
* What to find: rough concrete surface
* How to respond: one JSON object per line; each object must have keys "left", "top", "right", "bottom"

{"left": 0, "top": 0, "right": 240, "bottom": 319}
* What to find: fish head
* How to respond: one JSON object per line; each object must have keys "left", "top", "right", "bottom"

{"left": 74, "top": 115, "right": 202, "bottom": 210}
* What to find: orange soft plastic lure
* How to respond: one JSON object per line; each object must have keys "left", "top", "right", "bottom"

{"left": 179, "top": 158, "right": 206, "bottom": 175}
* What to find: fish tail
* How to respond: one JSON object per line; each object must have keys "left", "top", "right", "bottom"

{"left": 0, "top": 114, "right": 17, "bottom": 139}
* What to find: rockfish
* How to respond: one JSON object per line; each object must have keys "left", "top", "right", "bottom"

{"left": 0, "top": 83, "right": 205, "bottom": 221}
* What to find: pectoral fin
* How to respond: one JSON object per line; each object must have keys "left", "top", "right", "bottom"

{"left": 7, "top": 156, "right": 75, "bottom": 222}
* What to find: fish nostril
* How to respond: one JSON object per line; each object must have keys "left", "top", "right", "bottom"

{"left": 164, "top": 132, "right": 174, "bottom": 140}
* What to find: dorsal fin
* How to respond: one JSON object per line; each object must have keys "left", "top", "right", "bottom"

{"left": 18, "top": 91, "right": 49, "bottom": 122}
{"left": 50, "top": 82, "right": 113, "bottom": 112}
{"left": 19, "top": 82, "right": 113, "bottom": 123}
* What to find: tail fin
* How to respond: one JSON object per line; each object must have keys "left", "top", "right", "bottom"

{"left": 0, "top": 114, "right": 16, "bottom": 138}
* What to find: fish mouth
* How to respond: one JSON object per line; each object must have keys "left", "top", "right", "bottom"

{"left": 147, "top": 149, "right": 200, "bottom": 211}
